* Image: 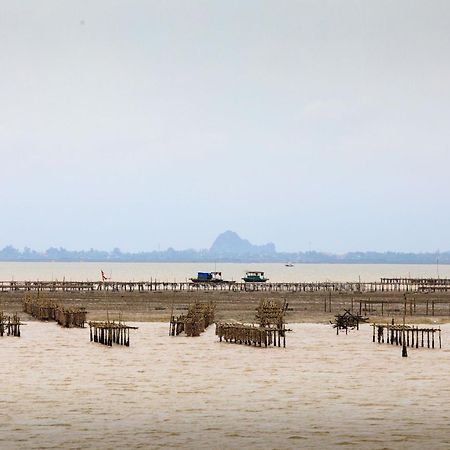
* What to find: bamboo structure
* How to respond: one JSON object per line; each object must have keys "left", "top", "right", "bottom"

{"left": 169, "top": 301, "right": 215, "bottom": 337}
{"left": 23, "top": 294, "right": 56, "bottom": 320}
{"left": 23, "top": 294, "right": 86, "bottom": 327}
{"left": 54, "top": 307, "right": 87, "bottom": 328}
{"left": 0, "top": 312, "right": 23, "bottom": 337}
{"left": 372, "top": 321, "right": 442, "bottom": 349}
{"left": 332, "top": 310, "right": 368, "bottom": 335}
{"left": 255, "top": 299, "right": 287, "bottom": 328}
{"left": 216, "top": 299, "right": 288, "bottom": 348}
{"left": 215, "top": 323, "right": 286, "bottom": 347}
{"left": 89, "top": 321, "right": 138, "bottom": 347}
{"left": 169, "top": 314, "right": 186, "bottom": 336}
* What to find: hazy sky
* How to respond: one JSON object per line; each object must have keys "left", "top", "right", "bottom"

{"left": 1, "top": 1, "right": 450, "bottom": 253}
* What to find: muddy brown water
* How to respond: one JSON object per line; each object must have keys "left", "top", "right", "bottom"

{"left": 1, "top": 322, "right": 450, "bottom": 449}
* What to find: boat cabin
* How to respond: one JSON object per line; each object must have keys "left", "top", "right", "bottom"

{"left": 209, "top": 271, "right": 223, "bottom": 281}
{"left": 190, "top": 271, "right": 223, "bottom": 283}
{"left": 242, "top": 271, "right": 268, "bottom": 282}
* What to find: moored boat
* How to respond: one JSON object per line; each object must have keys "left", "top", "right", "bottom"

{"left": 190, "top": 271, "right": 234, "bottom": 284}
{"left": 242, "top": 271, "right": 268, "bottom": 282}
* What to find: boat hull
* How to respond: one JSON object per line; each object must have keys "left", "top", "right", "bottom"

{"left": 242, "top": 277, "right": 268, "bottom": 283}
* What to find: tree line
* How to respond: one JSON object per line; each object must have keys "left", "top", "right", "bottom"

{"left": 0, "top": 245, "right": 448, "bottom": 264}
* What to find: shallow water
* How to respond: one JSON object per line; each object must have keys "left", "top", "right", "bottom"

{"left": 0, "top": 261, "right": 448, "bottom": 283}
{"left": 1, "top": 322, "right": 450, "bottom": 449}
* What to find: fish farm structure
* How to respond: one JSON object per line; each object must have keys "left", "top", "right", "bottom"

{"left": 169, "top": 301, "right": 215, "bottom": 337}
{"left": 372, "top": 321, "right": 442, "bottom": 349}
{"left": 89, "top": 320, "right": 138, "bottom": 347}
{"left": 216, "top": 299, "right": 288, "bottom": 348}
{"left": 23, "top": 294, "right": 87, "bottom": 328}
{"left": 0, "top": 312, "right": 22, "bottom": 337}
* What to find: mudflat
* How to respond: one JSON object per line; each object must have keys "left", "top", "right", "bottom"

{"left": 2, "top": 290, "right": 450, "bottom": 324}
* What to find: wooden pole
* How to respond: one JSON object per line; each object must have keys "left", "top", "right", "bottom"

{"left": 402, "top": 305, "right": 408, "bottom": 357}
{"left": 169, "top": 297, "right": 175, "bottom": 336}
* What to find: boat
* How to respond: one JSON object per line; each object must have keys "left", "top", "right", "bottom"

{"left": 190, "top": 271, "right": 234, "bottom": 284}
{"left": 242, "top": 271, "right": 268, "bottom": 282}
{"left": 285, "top": 263, "right": 294, "bottom": 267}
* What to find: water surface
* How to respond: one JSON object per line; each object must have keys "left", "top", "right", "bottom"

{"left": 0, "top": 262, "right": 448, "bottom": 283}
{"left": 1, "top": 322, "right": 449, "bottom": 449}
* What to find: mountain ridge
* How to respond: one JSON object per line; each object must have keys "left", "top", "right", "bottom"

{"left": 0, "top": 231, "right": 449, "bottom": 264}
{"left": 209, "top": 230, "right": 276, "bottom": 256}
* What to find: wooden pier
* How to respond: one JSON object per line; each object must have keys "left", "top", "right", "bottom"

{"left": 372, "top": 321, "right": 442, "bottom": 349}
{"left": 0, "top": 312, "right": 22, "bottom": 337}
{"left": 2, "top": 277, "right": 450, "bottom": 294}
{"left": 89, "top": 321, "right": 138, "bottom": 347}
{"left": 169, "top": 301, "right": 215, "bottom": 337}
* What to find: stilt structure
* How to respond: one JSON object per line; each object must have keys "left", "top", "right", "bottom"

{"left": 215, "top": 323, "right": 286, "bottom": 347}
{"left": 255, "top": 299, "right": 287, "bottom": 328}
{"left": 55, "top": 306, "right": 87, "bottom": 328}
{"left": 0, "top": 312, "right": 23, "bottom": 337}
{"left": 23, "top": 294, "right": 56, "bottom": 320}
{"left": 89, "top": 320, "right": 138, "bottom": 347}
{"left": 23, "top": 294, "right": 86, "bottom": 327}
{"left": 169, "top": 301, "right": 215, "bottom": 337}
{"left": 372, "top": 320, "right": 442, "bottom": 349}
{"left": 216, "top": 299, "right": 288, "bottom": 348}
{"left": 4, "top": 276, "right": 450, "bottom": 293}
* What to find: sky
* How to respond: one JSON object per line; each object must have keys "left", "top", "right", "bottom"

{"left": 1, "top": 0, "right": 450, "bottom": 253}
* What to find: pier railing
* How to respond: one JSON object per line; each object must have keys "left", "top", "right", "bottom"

{"left": 2, "top": 278, "right": 450, "bottom": 293}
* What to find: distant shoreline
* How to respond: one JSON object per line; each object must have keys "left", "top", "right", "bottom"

{"left": 1, "top": 259, "right": 449, "bottom": 265}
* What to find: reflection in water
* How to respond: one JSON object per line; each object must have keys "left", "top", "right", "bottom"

{"left": 1, "top": 322, "right": 450, "bottom": 449}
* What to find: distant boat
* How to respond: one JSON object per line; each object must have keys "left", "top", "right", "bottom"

{"left": 285, "top": 263, "right": 294, "bottom": 267}
{"left": 190, "top": 271, "right": 234, "bottom": 284}
{"left": 242, "top": 271, "right": 268, "bottom": 282}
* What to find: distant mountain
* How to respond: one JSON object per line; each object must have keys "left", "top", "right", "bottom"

{"left": 209, "top": 230, "right": 276, "bottom": 256}
{"left": 0, "top": 232, "right": 449, "bottom": 263}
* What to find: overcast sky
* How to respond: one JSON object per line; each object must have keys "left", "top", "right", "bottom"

{"left": 1, "top": 1, "right": 449, "bottom": 253}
